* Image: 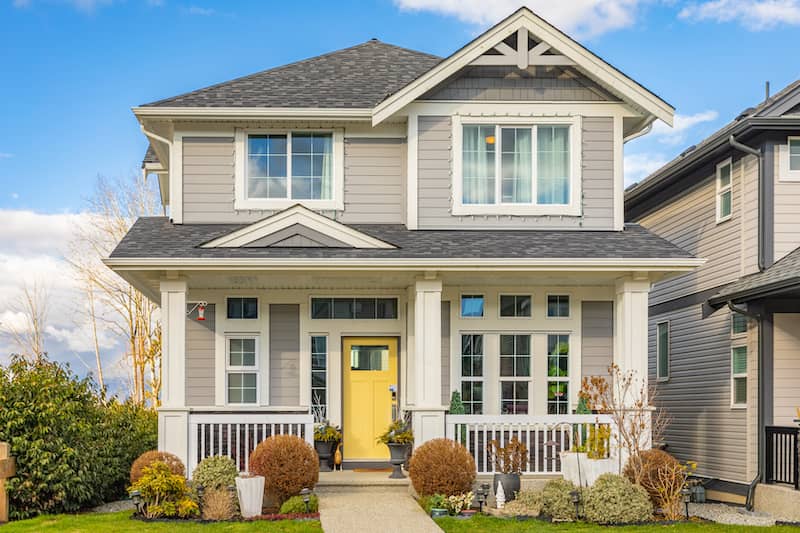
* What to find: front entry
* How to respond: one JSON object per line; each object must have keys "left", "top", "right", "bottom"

{"left": 342, "top": 337, "right": 398, "bottom": 461}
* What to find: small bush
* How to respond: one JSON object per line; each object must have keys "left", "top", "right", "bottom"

{"left": 131, "top": 461, "right": 199, "bottom": 519}
{"left": 192, "top": 455, "right": 238, "bottom": 490}
{"left": 583, "top": 473, "right": 653, "bottom": 524}
{"left": 201, "top": 488, "right": 236, "bottom": 521}
{"left": 279, "top": 494, "right": 319, "bottom": 514}
{"left": 541, "top": 479, "right": 578, "bottom": 521}
{"left": 130, "top": 450, "right": 185, "bottom": 485}
{"left": 249, "top": 435, "right": 318, "bottom": 505}
{"left": 418, "top": 494, "right": 448, "bottom": 513}
{"left": 502, "top": 489, "right": 543, "bottom": 517}
{"left": 625, "top": 449, "right": 693, "bottom": 520}
{"left": 489, "top": 437, "right": 528, "bottom": 474}
{"left": 408, "top": 438, "right": 476, "bottom": 496}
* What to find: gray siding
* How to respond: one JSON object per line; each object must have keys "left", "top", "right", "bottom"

{"left": 648, "top": 305, "right": 747, "bottom": 483}
{"left": 269, "top": 304, "right": 300, "bottom": 406}
{"left": 773, "top": 314, "right": 800, "bottom": 426}
{"left": 182, "top": 137, "right": 237, "bottom": 224}
{"left": 186, "top": 303, "right": 215, "bottom": 406}
{"left": 416, "top": 116, "right": 615, "bottom": 230}
{"left": 442, "top": 301, "right": 451, "bottom": 405}
{"left": 581, "top": 301, "right": 613, "bottom": 380}
{"left": 422, "top": 66, "right": 619, "bottom": 102}
{"left": 774, "top": 146, "right": 800, "bottom": 262}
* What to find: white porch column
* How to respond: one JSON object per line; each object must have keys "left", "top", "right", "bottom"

{"left": 158, "top": 280, "right": 189, "bottom": 468}
{"left": 411, "top": 278, "right": 445, "bottom": 446}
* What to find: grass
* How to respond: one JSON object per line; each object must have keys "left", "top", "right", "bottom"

{"left": 2, "top": 510, "right": 322, "bottom": 533}
{"left": 435, "top": 514, "right": 799, "bottom": 532}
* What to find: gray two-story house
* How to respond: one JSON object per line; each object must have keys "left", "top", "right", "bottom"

{"left": 626, "top": 80, "right": 800, "bottom": 517}
{"left": 106, "top": 8, "right": 699, "bottom": 477}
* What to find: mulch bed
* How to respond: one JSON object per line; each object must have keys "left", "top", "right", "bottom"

{"left": 132, "top": 512, "right": 319, "bottom": 523}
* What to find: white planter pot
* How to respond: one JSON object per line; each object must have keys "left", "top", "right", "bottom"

{"left": 560, "top": 452, "right": 618, "bottom": 487}
{"left": 235, "top": 475, "right": 265, "bottom": 518}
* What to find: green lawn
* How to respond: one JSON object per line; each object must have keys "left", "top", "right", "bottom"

{"left": 2, "top": 511, "right": 322, "bottom": 533}
{"left": 436, "top": 515, "right": 797, "bottom": 532}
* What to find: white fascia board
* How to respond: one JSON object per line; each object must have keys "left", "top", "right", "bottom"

{"left": 132, "top": 106, "right": 373, "bottom": 121}
{"left": 371, "top": 9, "right": 673, "bottom": 126}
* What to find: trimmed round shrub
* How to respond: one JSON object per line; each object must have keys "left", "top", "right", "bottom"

{"left": 408, "top": 438, "right": 476, "bottom": 496}
{"left": 249, "top": 434, "right": 319, "bottom": 505}
{"left": 279, "top": 494, "right": 319, "bottom": 514}
{"left": 192, "top": 455, "right": 238, "bottom": 490}
{"left": 623, "top": 449, "right": 681, "bottom": 507}
{"left": 130, "top": 450, "right": 185, "bottom": 485}
{"left": 583, "top": 473, "right": 653, "bottom": 524}
{"left": 502, "top": 489, "right": 543, "bottom": 517}
{"left": 541, "top": 479, "right": 578, "bottom": 521}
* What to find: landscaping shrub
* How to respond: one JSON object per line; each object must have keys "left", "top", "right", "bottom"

{"left": 279, "top": 494, "right": 319, "bottom": 514}
{"left": 408, "top": 438, "right": 476, "bottom": 496}
{"left": 130, "top": 461, "right": 199, "bottom": 519}
{"left": 624, "top": 449, "right": 693, "bottom": 520}
{"left": 130, "top": 450, "right": 185, "bottom": 485}
{"left": 541, "top": 479, "right": 578, "bottom": 521}
{"left": 583, "top": 473, "right": 653, "bottom": 525}
{"left": 502, "top": 489, "right": 543, "bottom": 517}
{"left": 0, "top": 355, "right": 157, "bottom": 519}
{"left": 201, "top": 488, "right": 237, "bottom": 521}
{"left": 249, "top": 434, "right": 319, "bottom": 505}
{"left": 443, "top": 492, "right": 473, "bottom": 515}
{"left": 418, "top": 494, "right": 448, "bottom": 513}
{"left": 192, "top": 455, "right": 238, "bottom": 490}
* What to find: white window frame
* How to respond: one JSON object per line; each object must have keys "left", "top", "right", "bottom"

{"left": 460, "top": 293, "right": 485, "bottom": 319}
{"left": 310, "top": 334, "right": 328, "bottom": 421}
{"left": 225, "top": 296, "right": 260, "bottom": 320}
{"left": 234, "top": 128, "right": 345, "bottom": 211}
{"left": 499, "top": 333, "right": 532, "bottom": 415}
{"left": 546, "top": 333, "right": 570, "bottom": 415}
{"left": 460, "top": 333, "right": 484, "bottom": 415}
{"left": 498, "top": 294, "right": 532, "bottom": 319}
{"left": 779, "top": 137, "right": 800, "bottom": 181}
{"left": 656, "top": 321, "right": 670, "bottom": 382}
{"left": 225, "top": 334, "right": 260, "bottom": 406}
{"left": 731, "top": 345, "right": 747, "bottom": 409}
{"left": 451, "top": 115, "right": 582, "bottom": 216}
{"left": 546, "top": 293, "right": 571, "bottom": 319}
{"left": 731, "top": 312, "right": 748, "bottom": 338}
{"left": 715, "top": 158, "right": 733, "bottom": 223}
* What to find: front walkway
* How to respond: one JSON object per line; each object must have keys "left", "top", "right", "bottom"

{"left": 317, "top": 472, "right": 441, "bottom": 533}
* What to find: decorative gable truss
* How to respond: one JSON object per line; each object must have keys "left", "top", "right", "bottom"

{"left": 201, "top": 205, "right": 396, "bottom": 249}
{"left": 470, "top": 27, "right": 573, "bottom": 69}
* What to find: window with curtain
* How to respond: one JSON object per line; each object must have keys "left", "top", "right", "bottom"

{"left": 462, "top": 125, "right": 496, "bottom": 204}
{"left": 247, "top": 132, "right": 333, "bottom": 201}
{"left": 537, "top": 126, "right": 570, "bottom": 205}
{"left": 501, "top": 128, "right": 532, "bottom": 203}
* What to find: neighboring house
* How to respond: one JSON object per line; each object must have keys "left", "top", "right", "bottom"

{"left": 106, "top": 8, "right": 699, "bottom": 475}
{"left": 626, "top": 81, "right": 800, "bottom": 514}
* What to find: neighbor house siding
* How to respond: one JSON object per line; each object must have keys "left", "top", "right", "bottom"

{"left": 442, "top": 301, "right": 451, "bottom": 405}
{"left": 185, "top": 303, "right": 215, "bottom": 407}
{"left": 416, "top": 115, "right": 615, "bottom": 230}
{"left": 581, "top": 301, "right": 613, "bottom": 380}
{"left": 773, "top": 313, "right": 800, "bottom": 426}
{"left": 774, "top": 146, "right": 800, "bottom": 263}
{"left": 648, "top": 304, "right": 747, "bottom": 483}
{"left": 269, "top": 304, "right": 300, "bottom": 406}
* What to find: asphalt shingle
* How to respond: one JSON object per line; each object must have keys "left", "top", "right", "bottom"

{"left": 710, "top": 245, "right": 800, "bottom": 303}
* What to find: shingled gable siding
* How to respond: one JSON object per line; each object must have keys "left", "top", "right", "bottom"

{"left": 186, "top": 303, "right": 215, "bottom": 406}
{"left": 581, "top": 301, "right": 613, "bottom": 381}
{"left": 180, "top": 135, "right": 405, "bottom": 224}
{"left": 648, "top": 305, "right": 747, "bottom": 483}
{"left": 416, "top": 116, "right": 615, "bottom": 230}
{"left": 269, "top": 304, "right": 300, "bottom": 406}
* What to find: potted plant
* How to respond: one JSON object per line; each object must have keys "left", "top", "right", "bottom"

{"left": 313, "top": 421, "right": 342, "bottom": 472}
{"left": 489, "top": 437, "right": 527, "bottom": 502}
{"left": 235, "top": 472, "right": 265, "bottom": 518}
{"left": 377, "top": 419, "right": 414, "bottom": 479}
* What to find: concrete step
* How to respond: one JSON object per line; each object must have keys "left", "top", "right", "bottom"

{"left": 317, "top": 470, "right": 411, "bottom": 487}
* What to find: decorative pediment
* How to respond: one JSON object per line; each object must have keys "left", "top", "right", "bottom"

{"left": 470, "top": 27, "right": 573, "bottom": 69}
{"left": 201, "top": 205, "right": 396, "bottom": 249}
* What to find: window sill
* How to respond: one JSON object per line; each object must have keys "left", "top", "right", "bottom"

{"left": 452, "top": 203, "right": 581, "bottom": 217}
{"left": 716, "top": 214, "right": 733, "bottom": 225}
{"left": 234, "top": 198, "right": 344, "bottom": 211}
{"left": 656, "top": 377, "right": 670, "bottom": 383}
{"left": 731, "top": 404, "right": 747, "bottom": 410}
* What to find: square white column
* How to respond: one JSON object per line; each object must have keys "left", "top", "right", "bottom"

{"left": 160, "top": 280, "right": 187, "bottom": 408}
{"left": 411, "top": 278, "right": 446, "bottom": 445}
{"left": 614, "top": 275, "right": 651, "bottom": 400}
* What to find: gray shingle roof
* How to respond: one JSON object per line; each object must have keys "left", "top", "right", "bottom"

{"left": 710, "top": 245, "right": 800, "bottom": 304}
{"left": 109, "top": 217, "right": 694, "bottom": 260}
{"left": 141, "top": 144, "right": 159, "bottom": 168}
{"left": 141, "top": 40, "right": 442, "bottom": 108}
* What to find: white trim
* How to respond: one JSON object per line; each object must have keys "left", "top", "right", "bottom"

{"left": 170, "top": 131, "right": 183, "bottom": 223}
{"left": 451, "top": 115, "right": 582, "bottom": 216}
{"left": 778, "top": 137, "right": 800, "bottom": 182}
{"left": 233, "top": 128, "right": 345, "bottom": 211}
{"left": 407, "top": 112, "right": 419, "bottom": 229}
{"left": 716, "top": 158, "right": 733, "bottom": 224}
{"left": 201, "top": 204, "right": 395, "bottom": 249}
{"left": 134, "top": 106, "right": 373, "bottom": 120}
{"left": 371, "top": 8, "right": 673, "bottom": 126}
{"left": 612, "top": 114, "right": 624, "bottom": 230}
{"left": 409, "top": 101, "right": 636, "bottom": 118}
{"left": 656, "top": 320, "right": 670, "bottom": 382}
{"left": 225, "top": 334, "right": 261, "bottom": 406}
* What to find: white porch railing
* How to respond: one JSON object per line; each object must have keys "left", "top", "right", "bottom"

{"left": 445, "top": 414, "right": 615, "bottom": 474}
{"left": 187, "top": 413, "right": 314, "bottom": 477}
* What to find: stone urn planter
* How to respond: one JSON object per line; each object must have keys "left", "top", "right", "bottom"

{"left": 492, "top": 473, "right": 520, "bottom": 503}
{"left": 314, "top": 440, "right": 337, "bottom": 472}
{"left": 235, "top": 475, "right": 265, "bottom": 518}
{"left": 559, "top": 451, "right": 618, "bottom": 487}
{"left": 378, "top": 419, "right": 414, "bottom": 479}
{"left": 387, "top": 442, "right": 412, "bottom": 479}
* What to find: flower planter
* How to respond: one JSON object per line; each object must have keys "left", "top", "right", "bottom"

{"left": 493, "top": 473, "right": 520, "bottom": 502}
{"left": 314, "top": 440, "right": 337, "bottom": 472}
{"left": 559, "top": 451, "right": 618, "bottom": 487}
{"left": 387, "top": 442, "right": 411, "bottom": 479}
{"left": 235, "top": 475, "right": 265, "bottom": 519}
{"left": 430, "top": 508, "right": 448, "bottom": 518}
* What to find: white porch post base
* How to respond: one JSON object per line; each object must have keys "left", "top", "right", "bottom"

{"left": 158, "top": 408, "right": 189, "bottom": 472}
{"left": 411, "top": 408, "right": 446, "bottom": 448}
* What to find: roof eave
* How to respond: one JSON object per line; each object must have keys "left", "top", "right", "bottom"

{"left": 132, "top": 106, "right": 374, "bottom": 121}
{"left": 708, "top": 277, "right": 800, "bottom": 307}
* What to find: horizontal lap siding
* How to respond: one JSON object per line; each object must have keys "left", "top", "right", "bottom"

{"left": 182, "top": 137, "right": 244, "bottom": 223}
{"left": 649, "top": 305, "right": 747, "bottom": 482}
{"left": 186, "top": 303, "right": 215, "bottom": 406}
{"left": 339, "top": 139, "right": 405, "bottom": 224}
{"left": 581, "top": 301, "right": 613, "bottom": 380}
{"left": 269, "top": 304, "right": 300, "bottom": 406}
{"left": 416, "top": 116, "right": 615, "bottom": 230}
{"left": 774, "top": 148, "right": 800, "bottom": 262}
{"left": 773, "top": 314, "right": 800, "bottom": 426}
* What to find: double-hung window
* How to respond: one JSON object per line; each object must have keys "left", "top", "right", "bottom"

{"left": 227, "top": 336, "right": 258, "bottom": 404}
{"left": 547, "top": 334, "right": 569, "bottom": 414}
{"left": 460, "top": 334, "right": 484, "bottom": 414}
{"left": 455, "top": 118, "right": 579, "bottom": 216}
{"left": 731, "top": 346, "right": 747, "bottom": 407}
{"left": 716, "top": 159, "right": 732, "bottom": 222}
{"left": 500, "top": 334, "right": 531, "bottom": 414}
{"left": 780, "top": 137, "right": 800, "bottom": 181}
{"left": 656, "top": 322, "right": 670, "bottom": 381}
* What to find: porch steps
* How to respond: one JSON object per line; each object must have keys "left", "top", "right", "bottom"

{"left": 317, "top": 470, "right": 410, "bottom": 488}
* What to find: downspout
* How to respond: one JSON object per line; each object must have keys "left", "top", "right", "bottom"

{"left": 623, "top": 121, "right": 653, "bottom": 143}
{"left": 728, "top": 301, "right": 763, "bottom": 511}
{"left": 728, "top": 135, "right": 765, "bottom": 271}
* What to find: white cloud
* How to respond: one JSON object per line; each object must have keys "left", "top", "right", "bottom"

{"left": 0, "top": 153, "right": 13, "bottom": 159}
{"left": 185, "top": 5, "right": 215, "bottom": 16}
{"left": 393, "top": 0, "right": 644, "bottom": 37}
{"left": 624, "top": 153, "right": 670, "bottom": 185}
{"left": 650, "top": 110, "right": 719, "bottom": 145}
{"left": 679, "top": 0, "right": 800, "bottom": 30}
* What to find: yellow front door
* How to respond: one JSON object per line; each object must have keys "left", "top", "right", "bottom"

{"left": 342, "top": 337, "right": 398, "bottom": 461}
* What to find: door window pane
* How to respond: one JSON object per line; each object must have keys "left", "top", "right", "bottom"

{"left": 350, "top": 345, "right": 389, "bottom": 371}
{"left": 462, "top": 125, "right": 496, "bottom": 204}
{"left": 537, "top": 126, "right": 570, "bottom": 204}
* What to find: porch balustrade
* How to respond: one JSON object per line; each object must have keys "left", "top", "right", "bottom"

{"left": 765, "top": 426, "right": 800, "bottom": 490}
{"left": 445, "top": 414, "right": 615, "bottom": 474}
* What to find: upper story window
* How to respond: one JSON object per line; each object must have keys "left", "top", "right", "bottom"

{"left": 780, "top": 137, "right": 800, "bottom": 181}
{"left": 461, "top": 294, "right": 484, "bottom": 318}
{"left": 790, "top": 138, "right": 800, "bottom": 171}
{"left": 547, "top": 294, "right": 570, "bottom": 318}
{"left": 500, "top": 295, "right": 531, "bottom": 317}
{"left": 235, "top": 129, "right": 344, "bottom": 211}
{"left": 227, "top": 297, "right": 258, "bottom": 319}
{"left": 310, "top": 297, "right": 398, "bottom": 320}
{"left": 716, "top": 158, "right": 732, "bottom": 223}
{"left": 453, "top": 117, "right": 581, "bottom": 217}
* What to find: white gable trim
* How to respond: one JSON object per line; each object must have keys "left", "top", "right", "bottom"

{"left": 372, "top": 8, "right": 673, "bottom": 127}
{"left": 201, "top": 205, "right": 396, "bottom": 249}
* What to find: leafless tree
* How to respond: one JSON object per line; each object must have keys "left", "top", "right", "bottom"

{"left": 2, "top": 280, "right": 50, "bottom": 362}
